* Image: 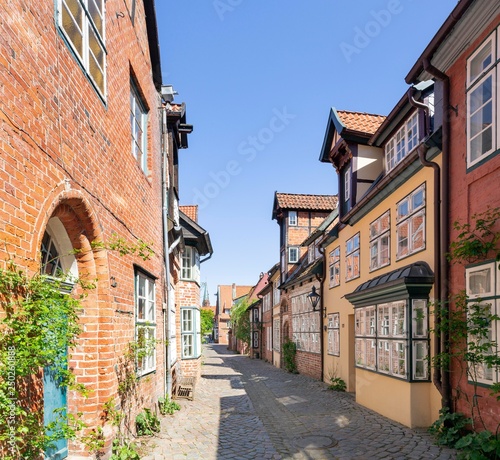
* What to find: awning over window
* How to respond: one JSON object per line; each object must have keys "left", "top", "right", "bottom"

{"left": 345, "top": 261, "right": 434, "bottom": 307}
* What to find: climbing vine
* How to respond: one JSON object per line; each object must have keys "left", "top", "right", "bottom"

{"left": 230, "top": 298, "right": 251, "bottom": 348}
{"left": 428, "top": 207, "right": 500, "bottom": 458}
{"left": 282, "top": 337, "right": 297, "bottom": 373}
{"left": 0, "top": 261, "right": 87, "bottom": 459}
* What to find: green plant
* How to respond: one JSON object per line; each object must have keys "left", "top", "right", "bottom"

{"left": 282, "top": 337, "right": 297, "bottom": 373}
{"left": 328, "top": 377, "right": 347, "bottom": 392}
{"left": 230, "top": 298, "right": 251, "bottom": 348}
{"left": 455, "top": 430, "right": 500, "bottom": 460}
{"left": 110, "top": 438, "right": 140, "bottom": 460}
{"left": 0, "top": 261, "right": 87, "bottom": 459}
{"left": 158, "top": 395, "right": 181, "bottom": 415}
{"left": 135, "top": 408, "right": 160, "bottom": 436}
{"left": 428, "top": 407, "right": 471, "bottom": 447}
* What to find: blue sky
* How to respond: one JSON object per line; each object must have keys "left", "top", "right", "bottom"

{"left": 155, "top": 0, "right": 457, "bottom": 305}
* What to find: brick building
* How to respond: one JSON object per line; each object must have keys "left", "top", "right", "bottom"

{"left": 406, "top": 0, "right": 500, "bottom": 432}
{"left": 272, "top": 193, "right": 338, "bottom": 375}
{"left": 0, "top": 0, "right": 194, "bottom": 457}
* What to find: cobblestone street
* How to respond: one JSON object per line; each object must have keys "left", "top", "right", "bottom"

{"left": 143, "top": 345, "right": 458, "bottom": 460}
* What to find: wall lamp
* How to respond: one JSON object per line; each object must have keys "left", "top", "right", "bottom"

{"left": 307, "top": 286, "right": 321, "bottom": 311}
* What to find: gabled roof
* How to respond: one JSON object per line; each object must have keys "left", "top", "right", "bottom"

{"left": 179, "top": 205, "right": 198, "bottom": 222}
{"left": 179, "top": 210, "right": 213, "bottom": 256}
{"left": 272, "top": 192, "right": 338, "bottom": 220}
{"left": 319, "top": 108, "right": 386, "bottom": 163}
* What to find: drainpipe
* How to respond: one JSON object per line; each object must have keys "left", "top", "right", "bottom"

{"left": 161, "top": 104, "right": 174, "bottom": 397}
{"left": 316, "top": 234, "right": 329, "bottom": 383}
{"left": 423, "top": 59, "right": 451, "bottom": 412}
{"left": 408, "top": 62, "right": 451, "bottom": 411}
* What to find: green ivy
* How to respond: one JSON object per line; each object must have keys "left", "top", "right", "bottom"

{"left": 0, "top": 261, "right": 86, "bottom": 459}
{"left": 282, "top": 338, "right": 297, "bottom": 373}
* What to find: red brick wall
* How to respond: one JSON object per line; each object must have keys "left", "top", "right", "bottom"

{"left": 0, "top": 1, "right": 166, "bottom": 457}
{"left": 446, "top": 13, "right": 500, "bottom": 432}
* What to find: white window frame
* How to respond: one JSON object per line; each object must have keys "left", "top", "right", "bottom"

{"left": 131, "top": 81, "right": 148, "bottom": 173}
{"left": 466, "top": 29, "right": 498, "bottom": 168}
{"left": 181, "top": 246, "right": 200, "bottom": 283}
{"left": 289, "top": 210, "right": 298, "bottom": 226}
{"left": 327, "top": 313, "right": 340, "bottom": 356}
{"left": 135, "top": 271, "right": 156, "bottom": 376}
{"left": 355, "top": 300, "right": 430, "bottom": 381}
{"left": 273, "top": 318, "right": 280, "bottom": 351}
{"left": 344, "top": 166, "right": 351, "bottom": 202}
{"left": 288, "top": 246, "right": 299, "bottom": 264}
{"left": 465, "top": 262, "right": 500, "bottom": 385}
{"left": 369, "top": 211, "right": 390, "bottom": 272}
{"left": 181, "top": 306, "right": 201, "bottom": 359}
{"left": 345, "top": 233, "right": 360, "bottom": 282}
{"left": 384, "top": 111, "right": 419, "bottom": 172}
{"left": 273, "top": 279, "right": 280, "bottom": 305}
{"left": 329, "top": 246, "right": 340, "bottom": 288}
{"left": 57, "top": 0, "right": 106, "bottom": 98}
{"left": 396, "top": 184, "right": 426, "bottom": 260}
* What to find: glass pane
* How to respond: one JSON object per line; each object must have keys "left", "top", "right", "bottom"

{"left": 469, "top": 41, "right": 492, "bottom": 83}
{"left": 62, "top": 1, "right": 83, "bottom": 58}
{"left": 470, "top": 77, "right": 492, "bottom": 116}
{"left": 378, "top": 340, "right": 390, "bottom": 373}
{"left": 397, "top": 222, "right": 409, "bottom": 258}
{"left": 412, "top": 188, "right": 424, "bottom": 210}
{"left": 468, "top": 267, "right": 491, "bottom": 296}
{"left": 411, "top": 212, "right": 425, "bottom": 251}
{"left": 380, "top": 235, "right": 389, "bottom": 266}
{"left": 88, "top": 0, "right": 103, "bottom": 37}
{"left": 137, "top": 298, "right": 145, "bottom": 320}
{"left": 397, "top": 200, "right": 409, "bottom": 220}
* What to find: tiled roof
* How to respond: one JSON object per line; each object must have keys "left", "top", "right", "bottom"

{"left": 180, "top": 205, "right": 198, "bottom": 222}
{"left": 275, "top": 193, "right": 338, "bottom": 211}
{"left": 337, "top": 110, "right": 386, "bottom": 135}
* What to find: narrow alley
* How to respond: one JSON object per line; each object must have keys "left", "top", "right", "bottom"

{"left": 143, "top": 345, "right": 458, "bottom": 460}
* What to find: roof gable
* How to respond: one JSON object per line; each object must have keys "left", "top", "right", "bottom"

{"left": 272, "top": 192, "right": 338, "bottom": 220}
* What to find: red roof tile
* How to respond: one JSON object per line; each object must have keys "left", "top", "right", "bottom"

{"left": 337, "top": 110, "right": 386, "bottom": 135}
{"left": 275, "top": 193, "right": 338, "bottom": 211}
{"left": 180, "top": 205, "right": 198, "bottom": 222}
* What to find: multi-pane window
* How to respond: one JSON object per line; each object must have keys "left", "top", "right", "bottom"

{"left": 289, "top": 246, "right": 299, "bottom": 264}
{"left": 345, "top": 233, "right": 360, "bottom": 281}
{"left": 181, "top": 246, "right": 200, "bottom": 283}
{"left": 467, "top": 29, "right": 498, "bottom": 168}
{"left": 273, "top": 319, "right": 280, "bottom": 351}
{"left": 181, "top": 307, "right": 201, "bottom": 359}
{"left": 135, "top": 271, "right": 156, "bottom": 375}
{"left": 327, "top": 313, "right": 340, "bottom": 356}
{"left": 385, "top": 112, "right": 419, "bottom": 172}
{"left": 465, "top": 262, "right": 500, "bottom": 385}
{"left": 396, "top": 184, "right": 425, "bottom": 259}
{"left": 289, "top": 211, "right": 297, "bottom": 226}
{"left": 370, "top": 211, "right": 390, "bottom": 271}
{"left": 57, "top": 0, "right": 106, "bottom": 97}
{"left": 355, "top": 300, "right": 429, "bottom": 380}
{"left": 273, "top": 279, "right": 280, "bottom": 305}
{"left": 131, "top": 82, "right": 148, "bottom": 173}
{"left": 329, "top": 247, "right": 340, "bottom": 288}
{"left": 344, "top": 166, "right": 351, "bottom": 203}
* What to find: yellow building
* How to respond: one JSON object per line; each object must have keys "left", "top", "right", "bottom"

{"left": 319, "top": 82, "right": 443, "bottom": 428}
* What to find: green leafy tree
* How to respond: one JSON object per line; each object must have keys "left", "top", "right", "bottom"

{"left": 200, "top": 309, "right": 214, "bottom": 337}
{"left": 230, "top": 298, "right": 251, "bottom": 347}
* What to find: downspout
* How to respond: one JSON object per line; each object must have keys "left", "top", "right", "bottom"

{"left": 161, "top": 104, "right": 173, "bottom": 397}
{"left": 422, "top": 59, "right": 451, "bottom": 412}
{"left": 408, "top": 63, "right": 451, "bottom": 411}
{"left": 316, "top": 234, "right": 329, "bottom": 383}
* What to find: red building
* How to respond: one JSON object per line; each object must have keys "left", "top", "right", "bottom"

{"left": 406, "top": 0, "right": 500, "bottom": 432}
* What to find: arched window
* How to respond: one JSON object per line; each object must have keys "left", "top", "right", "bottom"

{"left": 40, "top": 218, "right": 78, "bottom": 282}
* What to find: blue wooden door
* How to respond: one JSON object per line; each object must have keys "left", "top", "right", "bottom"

{"left": 43, "top": 363, "right": 68, "bottom": 459}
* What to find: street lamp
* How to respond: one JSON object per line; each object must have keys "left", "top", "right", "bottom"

{"left": 307, "top": 286, "right": 321, "bottom": 311}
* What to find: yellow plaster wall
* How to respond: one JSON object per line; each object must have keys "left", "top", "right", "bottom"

{"left": 322, "top": 153, "right": 442, "bottom": 427}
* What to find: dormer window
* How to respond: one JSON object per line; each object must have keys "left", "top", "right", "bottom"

{"left": 385, "top": 112, "right": 419, "bottom": 172}
{"left": 289, "top": 211, "right": 297, "bottom": 226}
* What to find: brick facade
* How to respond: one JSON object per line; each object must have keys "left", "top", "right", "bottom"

{"left": 0, "top": 1, "right": 168, "bottom": 457}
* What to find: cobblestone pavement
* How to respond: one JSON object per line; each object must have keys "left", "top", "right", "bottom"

{"left": 143, "top": 344, "right": 457, "bottom": 460}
